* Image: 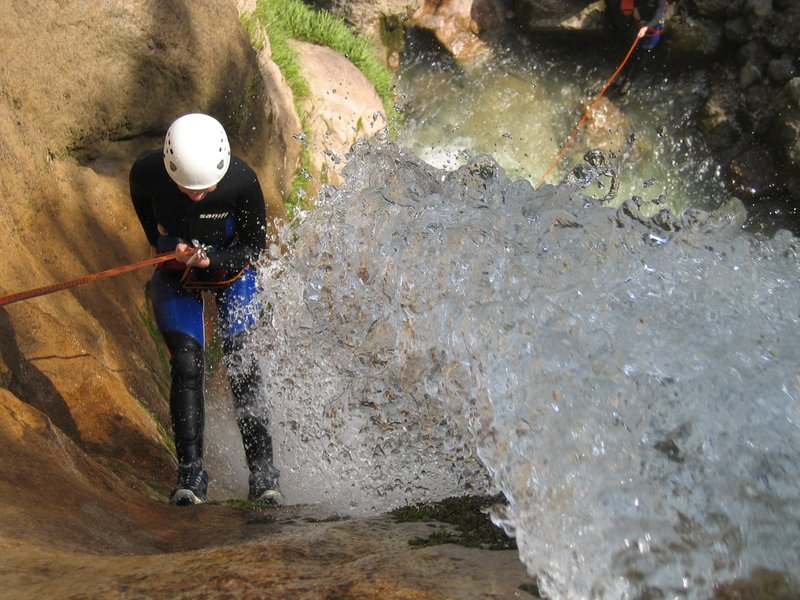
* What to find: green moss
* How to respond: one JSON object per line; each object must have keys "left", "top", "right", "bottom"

{"left": 156, "top": 419, "right": 176, "bottom": 457}
{"left": 391, "top": 494, "right": 517, "bottom": 551}
{"left": 204, "top": 327, "right": 224, "bottom": 372}
{"left": 137, "top": 282, "right": 175, "bottom": 456}
{"left": 138, "top": 282, "right": 170, "bottom": 401}
{"left": 287, "top": 115, "right": 317, "bottom": 218}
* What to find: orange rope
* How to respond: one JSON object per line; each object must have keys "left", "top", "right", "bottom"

{"left": 0, "top": 250, "right": 184, "bottom": 307}
{"left": 536, "top": 26, "right": 647, "bottom": 188}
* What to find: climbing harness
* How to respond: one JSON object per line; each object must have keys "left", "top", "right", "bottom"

{"left": 173, "top": 239, "right": 246, "bottom": 290}
{"left": 0, "top": 249, "right": 192, "bottom": 307}
{"left": 536, "top": 26, "right": 647, "bottom": 188}
{"left": 179, "top": 268, "right": 246, "bottom": 290}
{"left": 154, "top": 239, "right": 246, "bottom": 290}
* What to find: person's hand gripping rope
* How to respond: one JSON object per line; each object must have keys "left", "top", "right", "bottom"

{"left": 177, "top": 239, "right": 211, "bottom": 269}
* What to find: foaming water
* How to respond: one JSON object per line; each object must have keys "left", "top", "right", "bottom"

{"left": 251, "top": 140, "right": 800, "bottom": 599}
{"left": 394, "top": 35, "right": 726, "bottom": 218}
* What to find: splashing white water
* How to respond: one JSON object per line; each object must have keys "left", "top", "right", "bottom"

{"left": 395, "top": 35, "right": 726, "bottom": 220}
{"left": 251, "top": 139, "right": 800, "bottom": 598}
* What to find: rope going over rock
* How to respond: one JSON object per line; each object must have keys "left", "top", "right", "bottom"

{"left": 537, "top": 26, "right": 647, "bottom": 188}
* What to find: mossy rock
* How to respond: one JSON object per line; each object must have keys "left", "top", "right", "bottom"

{"left": 391, "top": 494, "right": 516, "bottom": 551}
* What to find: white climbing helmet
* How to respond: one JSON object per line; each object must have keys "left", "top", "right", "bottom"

{"left": 163, "top": 113, "right": 231, "bottom": 190}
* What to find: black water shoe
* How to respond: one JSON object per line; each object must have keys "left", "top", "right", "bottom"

{"left": 170, "top": 460, "right": 208, "bottom": 505}
{"left": 248, "top": 469, "right": 283, "bottom": 505}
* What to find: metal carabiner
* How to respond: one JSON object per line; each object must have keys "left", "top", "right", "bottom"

{"left": 185, "top": 239, "right": 211, "bottom": 267}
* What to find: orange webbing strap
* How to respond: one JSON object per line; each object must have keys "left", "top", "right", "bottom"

{"left": 536, "top": 26, "right": 647, "bottom": 189}
{"left": 180, "top": 267, "right": 246, "bottom": 289}
{"left": 0, "top": 250, "right": 184, "bottom": 307}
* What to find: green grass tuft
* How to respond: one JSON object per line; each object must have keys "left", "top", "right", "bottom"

{"left": 252, "top": 0, "right": 394, "bottom": 113}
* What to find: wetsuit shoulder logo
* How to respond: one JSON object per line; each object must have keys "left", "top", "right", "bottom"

{"left": 199, "top": 212, "right": 230, "bottom": 219}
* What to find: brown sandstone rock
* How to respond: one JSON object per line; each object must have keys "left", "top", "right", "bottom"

{"left": 291, "top": 40, "right": 388, "bottom": 192}
{"left": 579, "top": 96, "right": 630, "bottom": 156}
{"left": 409, "top": 0, "right": 493, "bottom": 62}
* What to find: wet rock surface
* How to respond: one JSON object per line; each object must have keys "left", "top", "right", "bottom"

{"left": 1, "top": 369, "right": 533, "bottom": 599}
{"left": 290, "top": 40, "right": 388, "bottom": 193}
{"left": 2, "top": 502, "right": 533, "bottom": 600}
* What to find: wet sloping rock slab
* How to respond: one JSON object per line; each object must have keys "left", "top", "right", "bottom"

{"left": 0, "top": 506, "right": 535, "bottom": 599}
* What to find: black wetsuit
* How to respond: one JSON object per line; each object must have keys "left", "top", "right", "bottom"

{"left": 129, "top": 149, "right": 276, "bottom": 479}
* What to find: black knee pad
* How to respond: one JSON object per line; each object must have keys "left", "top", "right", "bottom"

{"left": 162, "top": 332, "right": 205, "bottom": 464}
{"left": 164, "top": 332, "right": 205, "bottom": 385}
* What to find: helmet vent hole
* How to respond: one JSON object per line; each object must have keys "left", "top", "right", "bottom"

{"left": 216, "top": 160, "right": 225, "bottom": 170}
{"left": 169, "top": 161, "right": 178, "bottom": 172}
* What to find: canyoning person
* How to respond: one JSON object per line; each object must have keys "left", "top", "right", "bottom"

{"left": 130, "top": 112, "right": 281, "bottom": 506}
{"left": 603, "top": 0, "right": 668, "bottom": 96}
{"left": 606, "top": 0, "right": 668, "bottom": 52}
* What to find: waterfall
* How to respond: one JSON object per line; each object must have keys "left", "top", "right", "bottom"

{"left": 251, "top": 139, "right": 800, "bottom": 599}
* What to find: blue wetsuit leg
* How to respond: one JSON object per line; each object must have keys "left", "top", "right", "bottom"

{"left": 151, "top": 269, "right": 206, "bottom": 348}
{"left": 216, "top": 267, "right": 260, "bottom": 343}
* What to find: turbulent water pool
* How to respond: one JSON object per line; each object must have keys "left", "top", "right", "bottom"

{"left": 394, "top": 32, "right": 728, "bottom": 220}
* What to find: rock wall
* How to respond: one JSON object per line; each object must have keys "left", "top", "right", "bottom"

{"left": 291, "top": 40, "right": 388, "bottom": 193}
{"left": 686, "top": 0, "right": 800, "bottom": 204}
